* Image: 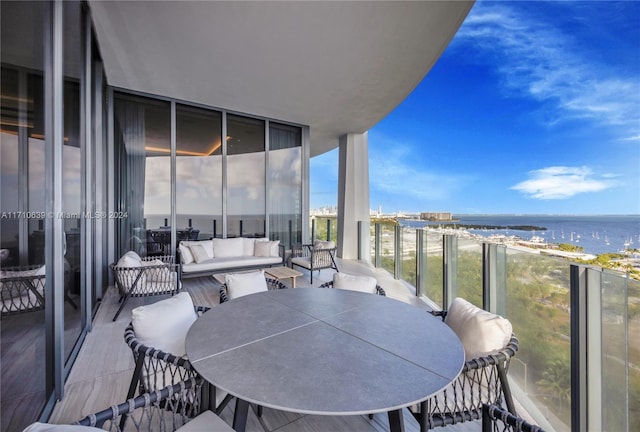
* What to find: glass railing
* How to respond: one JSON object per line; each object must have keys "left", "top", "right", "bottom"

{"left": 367, "top": 221, "right": 638, "bottom": 432}
{"left": 311, "top": 216, "right": 338, "bottom": 244}
{"left": 505, "top": 249, "right": 571, "bottom": 431}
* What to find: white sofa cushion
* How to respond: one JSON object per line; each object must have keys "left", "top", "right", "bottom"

{"left": 181, "top": 256, "right": 282, "bottom": 273}
{"left": 333, "top": 272, "right": 377, "bottom": 294}
{"left": 445, "top": 297, "right": 512, "bottom": 360}
{"left": 242, "top": 238, "right": 256, "bottom": 256}
{"left": 225, "top": 270, "right": 268, "bottom": 300}
{"left": 23, "top": 423, "right": 101, "bottom": 431}
{"left": 131, "top": 292, "right": 197, "bottom": 356}
{"left": 213, "top": 238, "right": 243, "bottom": 258}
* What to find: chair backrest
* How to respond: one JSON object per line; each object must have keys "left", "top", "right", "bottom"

{"left": 74, "top": 378, "right": 204, "bottom": 431}
{"left": 311, "top": 247, "right": 336, "bottom": 268}
{"left": 482, "top": 404, "right": 545, "bottom": 432}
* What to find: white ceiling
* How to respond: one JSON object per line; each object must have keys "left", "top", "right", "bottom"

{"left": 89, "top": 1, "right": 473, "bottom": 157}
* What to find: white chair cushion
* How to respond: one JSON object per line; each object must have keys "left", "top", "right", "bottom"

{"left": 333, "top": 272, "right": 377, "bottom": 294}
{"left": 189, "top": 244, "right": 210, "bottom": 264}
{"left": 225, "top": 270, "right": 268, "bottom": 300}
{"left": 116, "top": 251, "right": 142, "bottom": 267}
{"left": 445, "top": 297, "right": 512, "bottom": 360}
{"left": 131, "top": 292, "right": 197, "bottom": 356}
{"left": 253, "top": 241, "right": 272, "bottom": 257}
{"left": 23, "top": 423, "right": 102, "bottom": 431}
{"left": 213, "top": 238, "right": 243, "bottom": 258}
{"left": 140, "top": 259, "right": 171, "bottom": 281}
{"left": 242, "top": 237, "right": 256, "bottom": 256}
{"left": 175, "top": 410, "right": 234, "bottom": 432}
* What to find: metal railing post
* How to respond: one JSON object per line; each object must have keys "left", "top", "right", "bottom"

{"left": 570, "top": 264, "right": 587, "bottom": 431}
{"left": 416, "top": 229, "right": 424, "bottom": 297}
{"left": 374, "top": 223, "right": 381, "bottom": 268}
{"left": 394, "top": 224, "right": 402, "bottom": 279}
{"left": 443, "top": 235, "right": 457, "bottom": 309}
{"left": 326, "top": 219, "right": 331, "bottom": 241}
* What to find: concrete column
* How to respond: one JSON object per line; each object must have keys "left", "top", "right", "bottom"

{"left": 337, "top": 132, "right": 370, "bottom": 260}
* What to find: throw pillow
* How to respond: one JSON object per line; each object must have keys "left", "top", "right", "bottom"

{"left": 179, "top": 244, "right": 194, "bottom": 265}
{"left": 444, "top": 297, "right": 512, "bottom": 360}
{"left": 189, "top": 244, "right": 210, "bottom": 264}
{"left": 333, "top": 272, "right": 377, "bottom": 294}
{"left": 225, "top": 270, "right": 268, "bottom": 300}
{"left": 131, "top": 292, "right": 197, "bottom": 356}
{"left": 313, "top": 240, "right": 335, "bottom": 250}
{"left": 253, "top": 241, "right": 272, "bottom": 257}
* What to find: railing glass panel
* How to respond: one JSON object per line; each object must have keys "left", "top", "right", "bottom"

{"left": 504, "top": 248, "right": 571, "bottom": 431}
{"left": 401, "top": 227, "right": 417, "bottom": 287}
{"left": 379, "top": 224, "right": 396, "bottom": 276}
{"left": 456, "top": 238, "right": 483, "bottom": 307}
{"left": 424, "top": 232, "right": 444, "bottom": 308}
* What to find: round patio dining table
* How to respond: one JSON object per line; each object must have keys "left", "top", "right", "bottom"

{"left": 185, "top": 287, "right": 464, "bottom": 432}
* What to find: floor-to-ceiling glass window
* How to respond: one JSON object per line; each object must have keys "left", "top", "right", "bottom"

{"left": 227, "top": 114, "right": 266, "bottom": 238}
{"left": 176, "top": 104, "right": 222, "bottom": 240}
{"left": 269, "top": 122, "right": 302, "bottom": 248}
{"left": 114, "top": 93, "right": 171, "bottom": 257}
{"left": 0, "top": 1, "right": 49, "bottom": 429}
{"left": 62, "top": 0, "right": 83, "bottom": 363}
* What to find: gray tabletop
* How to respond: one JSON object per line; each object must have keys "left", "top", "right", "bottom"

{"left": 186, "top": 288, "right": 464, "bottom": 416}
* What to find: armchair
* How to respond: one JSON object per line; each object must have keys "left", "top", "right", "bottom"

{"left": 290, "top": 241, "right": 339, "bottom": 283}
{"left": 111, "top": 253, "right": 180, "bottom": 321}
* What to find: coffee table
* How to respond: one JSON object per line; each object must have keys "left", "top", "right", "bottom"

{"left": 186, "top": 288, "right": 464, "bottom": 432}
{"left": 263, "top": 266, "right": 303, "bottom": 288}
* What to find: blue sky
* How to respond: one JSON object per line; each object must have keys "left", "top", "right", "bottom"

{"left": 310, "top": 1, "right": 640, "bottom": 215}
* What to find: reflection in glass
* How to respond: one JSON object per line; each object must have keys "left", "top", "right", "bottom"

{"left": 269, "top": 122, "right": 301, "bottom": 248}
{"left": 0, "top": 1, "right": 48, "bottom": 428}
{"left": 227, "top": 114, "right": 265, "bottom": 237}
{"left": 114, "top": 93, "right": 170, "bottom": 257}
{"left": 176, "top": 104, "right": 222, "bottom": 240}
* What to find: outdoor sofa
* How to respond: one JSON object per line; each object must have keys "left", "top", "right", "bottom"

{"left": 178, "top": 237, "right": 284, "bottom": 279}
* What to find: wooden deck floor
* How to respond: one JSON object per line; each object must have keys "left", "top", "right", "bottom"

{"left": 48, "top": 259, "right": 480, "bottom": 431}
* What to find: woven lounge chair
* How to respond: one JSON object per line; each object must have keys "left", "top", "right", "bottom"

{"left": 483, "top": 404, "right": 545, "bottom": 432}
{"left": 111, "top": 254, "right": 180, "bottom": 321}
{"left": 290, "top": 242, "right": 339, "bottom": 283}
{"left": 410, "top": 298, "right": 519, "bottom": 431}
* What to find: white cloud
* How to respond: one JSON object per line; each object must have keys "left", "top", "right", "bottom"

{"left": 511, "top": 166, "right": 617, "bottom": 200}
{"left": 455, "top": 3, "right": 640, "bottom": 139}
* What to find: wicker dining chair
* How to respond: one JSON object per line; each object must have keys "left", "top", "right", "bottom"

{"left": 483, "top": 404, "right": 545, "bottom": 432}
{"left": 124, "top": 297, "right": 232, "bottom": 417}
{"left": 219, "top": 276, "right": 287, "bottom": 303}
{"left": 410, "top": 299, "right": 519, "bottom": 431}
